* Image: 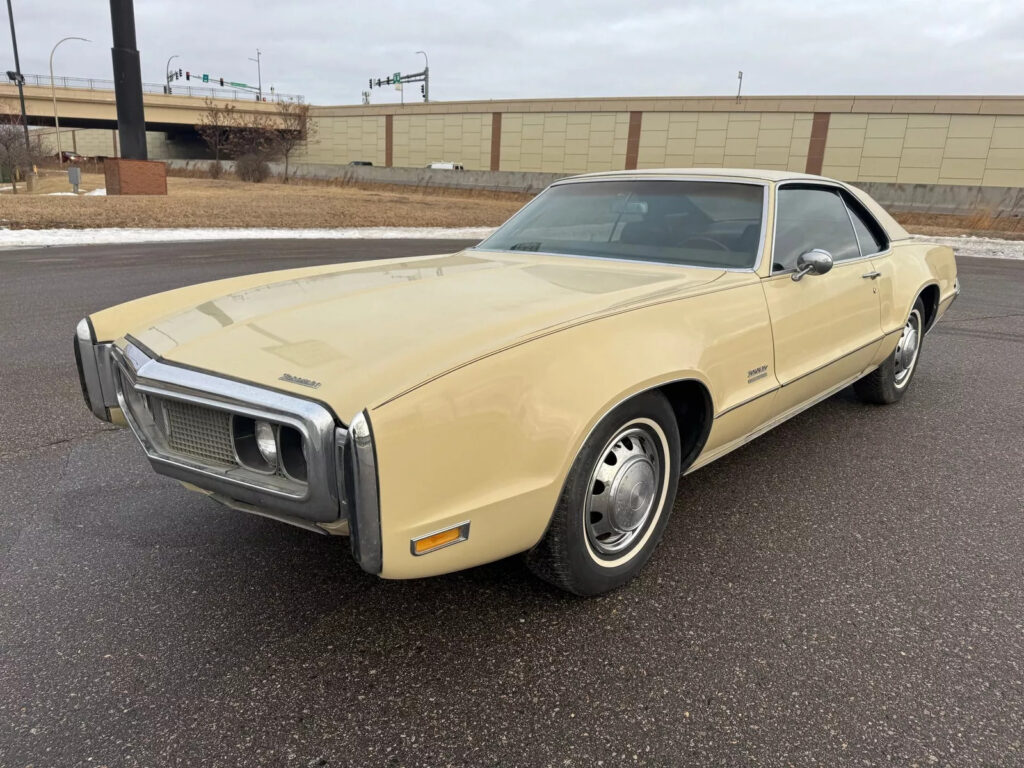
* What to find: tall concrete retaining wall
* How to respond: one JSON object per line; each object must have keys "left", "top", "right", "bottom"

{"left": 294, "top": 95, "right": 1024, "bottom": 191}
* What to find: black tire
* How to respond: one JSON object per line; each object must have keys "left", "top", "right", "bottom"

{"left": 526, "top": 391, "right": 681, "bottom": 596}
{"left": 854, "top": 297, "right": 927, "bottom": 405}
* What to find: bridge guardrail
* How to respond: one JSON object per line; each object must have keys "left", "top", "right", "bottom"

{"left": 17, "top": 73, "right": 303, "bottom": 103}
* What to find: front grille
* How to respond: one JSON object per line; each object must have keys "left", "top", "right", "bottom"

{"left": 160, "top": 399, "right": 237, "bottom": 467}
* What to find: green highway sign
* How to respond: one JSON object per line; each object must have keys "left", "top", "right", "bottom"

{"left": 202, "top": 74, "right": 209, "bottom": 83}
{"left": 393, "top": 72, "right": 401, "bottom": 83}
{"left": 229, "top": 81, "right": 248, "bottom": 88}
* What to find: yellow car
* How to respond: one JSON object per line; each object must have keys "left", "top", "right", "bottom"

{"left": 75, "top": 169, "right": 959, "bottom": 595}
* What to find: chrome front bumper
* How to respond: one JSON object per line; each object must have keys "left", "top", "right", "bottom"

{"left": 74, "top": 322, "right": 383, "bottom": 573}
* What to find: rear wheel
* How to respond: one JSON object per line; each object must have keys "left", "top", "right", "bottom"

{"left": 526, "top": 392, "right": 681, "bottom": 596}
{"left": 854, "top": 297, "right": 926, "bottom": 404}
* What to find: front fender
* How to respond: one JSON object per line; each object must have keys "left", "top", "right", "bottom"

{"left": 368, "top": 279, "right": 770, "bottom": 579}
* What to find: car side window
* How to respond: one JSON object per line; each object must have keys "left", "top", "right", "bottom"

{"left": 773, "top": 186, "right": 861, "bottom": 272}
{"left": 841, "top": 192, "right": 889, "bottom": 257}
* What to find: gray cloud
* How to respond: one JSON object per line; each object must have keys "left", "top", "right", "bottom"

{"left": 5, "top": 0, "right": 1023, "bottom": 105}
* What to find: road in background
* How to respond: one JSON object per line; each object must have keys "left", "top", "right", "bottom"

{"left": 1, "top": 241, "right": 1022, "bottom": 766}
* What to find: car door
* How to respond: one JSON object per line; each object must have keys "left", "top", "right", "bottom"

{"left": 761, "top": 183, "right": 884, "bottom": 416}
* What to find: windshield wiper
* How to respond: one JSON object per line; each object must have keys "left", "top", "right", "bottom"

{"left": 508, "top": 242, "right": 542, "bottom": 252}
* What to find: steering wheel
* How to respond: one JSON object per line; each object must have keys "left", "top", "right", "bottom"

{"left": 680, "top": 236, "right": 729, "bottom": 252}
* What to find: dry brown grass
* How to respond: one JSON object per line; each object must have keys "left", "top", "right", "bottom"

{"left": 0, "top": 173, "right": 527, "bottom": 229}
{"left": 893, "top": 210, "right": 1024, "bottom": 240}
{"left": 4, "top": 169, "right": 1023, "bottom": 238}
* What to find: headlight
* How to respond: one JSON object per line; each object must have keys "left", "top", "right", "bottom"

{"left": 254, "top": 420, "right": 278, "bottom": 465}
{"left": 231, "top": 415, "right": 308, "bottom": 481}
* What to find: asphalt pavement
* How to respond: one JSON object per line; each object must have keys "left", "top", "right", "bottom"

{"left": 1, "top": 240, "right": 1022, "bottom": 767}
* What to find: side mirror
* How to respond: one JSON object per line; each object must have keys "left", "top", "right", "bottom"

{"left": 792, "top": 249, "right": 834, "bottom": 281}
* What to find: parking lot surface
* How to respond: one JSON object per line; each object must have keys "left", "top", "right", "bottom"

{"left": 1, "top": 240, "right": 1022, "bottom": 767}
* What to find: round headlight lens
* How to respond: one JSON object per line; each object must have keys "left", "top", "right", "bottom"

{"left": 254, "top": 420, "right": 278, "bottom": 465}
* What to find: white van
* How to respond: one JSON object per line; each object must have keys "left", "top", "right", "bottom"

{"left": 426, "top": 162, "right": 465, "bottom": 170}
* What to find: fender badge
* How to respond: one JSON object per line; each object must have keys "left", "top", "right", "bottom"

{"left": 279, "top": 373, "right": 322, "bottom": 389}
{"left": 747, "top": 364, "right": 769, "bottom": 383}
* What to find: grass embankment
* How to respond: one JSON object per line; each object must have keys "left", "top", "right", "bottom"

{"left": 0, "top": 172, "right": 527, "bottom": 230}
{"left": 894, "top": 211, "right": 1024, "bottom": 241}
{"left": 2, "top": 169, "right": 1021, "bottom": 239}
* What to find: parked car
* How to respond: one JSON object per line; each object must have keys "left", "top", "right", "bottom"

{"left": 60, "top": 151, "right": 86, "bottom": 163}
{"left": 74, "top": 169, "right": 958, "bottom": 595}
{"left": 426, "top": 161, "right": 464, "bottom": 170}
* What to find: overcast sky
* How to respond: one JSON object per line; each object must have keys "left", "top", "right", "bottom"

{"left": 7, "top": 0, "right": 1024, "bottom": 106}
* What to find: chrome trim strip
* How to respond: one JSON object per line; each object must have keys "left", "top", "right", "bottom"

{"left": 689, "top": 369, "right": 868, "bottom": 475}
{"left": 473, "top": 176, "right": 770, "bottom": 274}
{"left": 777, "top": 335, "right": 884, "bottom": 389}
{"left": 716, "top": 386, "right": 780, "bottom": 419}
{"left": 715, "top": 335, "right": 885, "bottom": 419}
{"left": 75, "top": 318, "right": 110, "bottom": 420}
{"left": 112, "top": 343, "right": 341, "bottom": 523}
{"left": 410, "top": 521, "right": 471, "bottom": 556}
{"left": 348, "top": 411, "right": 382, "bottom": 574}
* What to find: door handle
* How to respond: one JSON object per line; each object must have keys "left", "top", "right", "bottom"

{"left": 862, "top": 271, "right": 881, "bottom": 279}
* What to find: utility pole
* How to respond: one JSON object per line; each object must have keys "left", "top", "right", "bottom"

{"left": 416, "top": 50, "right": 429, "bottom": 102}
{"left": 165, "top": 53, "right": 179, "bottom": 94}
{"left": 109, "top": 0, "right": 147, "bottom": 159}
{"left": 249, "top": 48, "right": 262, "bottom": 101}
{"left": 51, "top": 36, "right": 90, "bottom": 165}
{"left": 736, "top": 70, "right": 743, "bottom": 103}
{"left": 4, "top": 0, "right": 32, "bottom": 158}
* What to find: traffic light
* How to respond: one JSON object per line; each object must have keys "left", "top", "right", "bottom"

{"left": 368, "top": 78, "right": 373, "bottom": 89}
{"left": 178, "top": 68, "right": 183, "bottom": 77}
{"left": 219, "top": 77, "right": 224, "bottom": 87}
{"left": 420, "top": 84, "right": 425, "bottom": 95}
{"left": 185, "top": 71, "right": 190, "bottom": 80}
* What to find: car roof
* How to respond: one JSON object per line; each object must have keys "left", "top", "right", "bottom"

{"left": 562, "top": 167, "right": 835, "bottom": 183}
{"left": 555, "top": 167, "right": 911, "bottom": 241}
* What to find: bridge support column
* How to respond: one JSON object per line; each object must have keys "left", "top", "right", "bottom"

{"left": 109, "top": 0, "right": 147, "bottom": 160}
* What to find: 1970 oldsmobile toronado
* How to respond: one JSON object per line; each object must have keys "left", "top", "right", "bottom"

{"left": 75, "top": 169, "right": 959, "bottom": 595}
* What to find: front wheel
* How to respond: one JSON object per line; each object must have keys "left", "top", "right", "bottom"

{"left": 526, "top": 391, "right": 681, "bottom": 596}
{"left": 854, "top": 297, "right": 926, "bottom": 404}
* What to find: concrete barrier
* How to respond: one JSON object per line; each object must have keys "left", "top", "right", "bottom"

{"left": 166, "top": 159, "right": 565, "bottom": 194}
{"left": 855, "top": 182, "right": 1024, "bottom": 218}
{"left": 166, "top": 159, "right": 1024, "bottom": 217}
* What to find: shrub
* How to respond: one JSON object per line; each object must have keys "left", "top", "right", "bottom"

{"left": 235, "top": 154, "right": 270, "bottom": 183}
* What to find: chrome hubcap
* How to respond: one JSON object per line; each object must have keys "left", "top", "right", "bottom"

{"left": 894, "top": 311, "right": 922, "bottom": 387}
{"left": 585, "top": 425, "right": 662, "bottom": 555}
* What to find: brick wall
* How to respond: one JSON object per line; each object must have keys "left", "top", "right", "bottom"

{"left": 104, "top": 158, "right": 168, "bottom": 195}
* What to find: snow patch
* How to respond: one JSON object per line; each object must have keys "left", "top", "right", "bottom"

{"left": 0, "top": 226, "right": 497, "bottom": 248}
{"left": 910, "top": 234, "right": 1024, "bottom": 261}
{"left": 46, "top": 188, "right": 106, "bottom": 197}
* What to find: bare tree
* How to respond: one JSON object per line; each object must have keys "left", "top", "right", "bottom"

{"left": 0, "top": 111, "right": 32, "bottom": 194}
{"left": 227, "top": 110, "right": 280, "bottom": 183}
{"left": 195, "top": 99, "right": 239, "bottom": 178}
{"left": 273, "top": 100, "right": 316, "bottom": 183}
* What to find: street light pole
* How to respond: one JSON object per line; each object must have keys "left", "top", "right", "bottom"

{"left": 5, "top": 0, "right": 32, "bottom": 158}
{"left": 165, "top": 53, "right": 179, "bottom": 93}
{"left": 416, "top": 49, "right": 429, "bottom": 102}
{"left": 248, "top": 48, "right": 262, "bottom": 101}
{"left": 50, "top": 36, "right": 90, "bottom": 165}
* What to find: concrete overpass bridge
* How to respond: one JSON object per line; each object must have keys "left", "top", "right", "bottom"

{"left": 0, "top": 74, "right": 300, "bottom": 132}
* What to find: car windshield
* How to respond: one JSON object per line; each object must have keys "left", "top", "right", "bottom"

{"left": 477, "top": 179, "right": 765, "bottom": 269}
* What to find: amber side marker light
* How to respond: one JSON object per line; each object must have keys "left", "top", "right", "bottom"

{"left": 411, "top": 522, "right": 471, "bottom": 556}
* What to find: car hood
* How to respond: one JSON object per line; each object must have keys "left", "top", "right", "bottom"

{"left": 129, "top": 249, "right": 726, "bottom": 419}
